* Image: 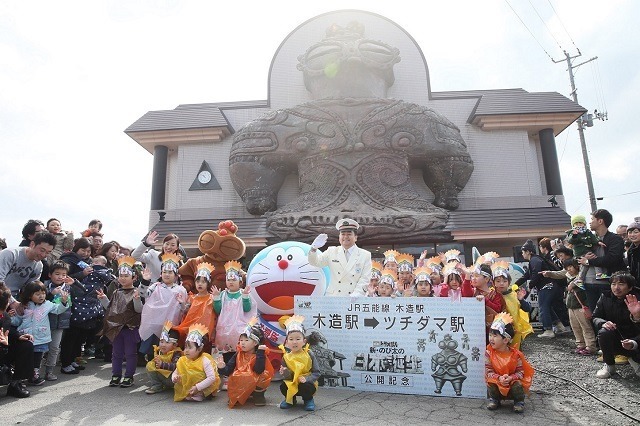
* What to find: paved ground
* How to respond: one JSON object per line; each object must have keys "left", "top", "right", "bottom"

{"left": 1, "top": 335, "right": 639, "bottom": 425}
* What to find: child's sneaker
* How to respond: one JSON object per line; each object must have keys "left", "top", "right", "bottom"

{"left": 279, "top": 400, "right": 293, "bottom": 409}
{"left": 120, "top": 377, "right": 134, "bottom": 388}
{"left": 513, "top": 401, "right": 525, "bottom": 413}
{"left": 553, "top": 322, "right": 567, "bottom": 334}
{"left": 145, "top": 385, "right": 165, "bottom": 394}
{"left": 252, "top": 391, "right": 266, "bottom": 406}
{"left": 45, "top": 372, "right": 58, "bottom": 381}
{"left": 221, "top": 376, "right": 228, "bottom": 391}
{"left": 71, "top": 362, "right": 86, "bottom": 371}
{"left": 60, "top": 365, "right": 79, "bottom": 375}
{"left": 538, "top": 329, "right": 555, "bottom": 338}
{"left": 303, "top": 398, "right": 316, "bottom": 411}
{"left": 27, "top": 375, "right": 45, "bottom": 386}
{"left": 486, "top": 399, "right": 500, "bottom": 410}
{"left": 109, "top": 375, "right": 122, "bottom": 387}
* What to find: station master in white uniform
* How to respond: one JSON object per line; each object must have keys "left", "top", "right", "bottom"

{"left": 308, "top": 219, "right": 372, "bottom": 296}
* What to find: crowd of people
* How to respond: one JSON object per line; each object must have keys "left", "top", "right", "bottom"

{"left": 0, "top": 210, "right": 639, "bottom": 414}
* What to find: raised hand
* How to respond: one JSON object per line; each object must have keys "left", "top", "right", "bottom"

{"left": 133, "top": 289, "right": 140, "bottom": 300}
{"left": 96, "top": 288, "right": 107, "bottom": 300}
{"left": 625, "top": 294, "right": 640, "bottom": 319}
{"left": 0, "top": 329, "right": 9, "bottom": 346}
{"left": 145, "top": 230, "right": 159, "bottom": 247}
{"left": 142, "top": 266, "right": 152, "bottom": 281}
{"left": 210, "top": 286, "right": 220, "bottom": 297}
{"left": 60, "top": 290, "right": 69, "bottom": 304}
{"left": 241, "top": 285, "right": 251, "bottom": 295}
{"left": 311, "top": 233, "right": 328, "bottom": 249}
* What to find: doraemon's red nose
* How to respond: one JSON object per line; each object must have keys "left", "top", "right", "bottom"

{"left": 278, "top": 259, "right": 289, "bottom": 270}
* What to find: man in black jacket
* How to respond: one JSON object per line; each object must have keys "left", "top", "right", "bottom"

{"left": 578, "top": 209, "right": 627, "bottom": 312}
{"left": 516, "top": 239, "right": 567, "bottom": 338}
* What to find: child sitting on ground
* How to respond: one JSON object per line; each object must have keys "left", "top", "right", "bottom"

{"left": 485, "top": 313, "right": 534, "bottom": 413}
{"left": 278, "top": 315, "right": 320, "bottom": 411}
{"left": 217, "top": 318, "right": 274, "bottom": 407}
{"left": 172, "top": 323, "right": 220, "bottom": 402}
{"left": 145, "top": 321, "right": 183, "bottom": 394}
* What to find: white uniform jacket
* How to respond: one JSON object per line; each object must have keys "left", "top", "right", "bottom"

{"left": 308, "top": 245, "right": 372, "bottom": 296}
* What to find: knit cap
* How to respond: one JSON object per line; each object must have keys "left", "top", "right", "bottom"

{"left": 571, "top": 214, "right": 587, "bottom": 227}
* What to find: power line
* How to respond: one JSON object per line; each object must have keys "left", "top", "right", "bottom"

{"left": 504, "top": 0, "right": 555, "bottom": 61}
{"left": 547, "top": 0, "right": 580, "bottom": 51}
{"left": 595, "top": 59, "right": 608, "bottom": 112}
{"left": 599, "top": 189, "right": 640, "bottom": 199}
{"left": 558, "top": 127, "right": 571, "bottom": 163}
{"left": 528, "top": 0, "right": 564, "bottom": 51}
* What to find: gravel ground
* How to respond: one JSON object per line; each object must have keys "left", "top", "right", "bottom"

{"left": 524, "top": 330, "right": 640, "bottom": 425}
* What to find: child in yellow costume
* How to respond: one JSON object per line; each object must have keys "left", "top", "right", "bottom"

{"left": 485, "top": 313, "right": 534, "bottom": 413}
{"left": 278, "top": 315, "right": 320, "bottom": 411}
{"left": 172, "top": 323, "right": 220, "bottom": 402}
{"left": 145, "top": 321, "right": 183, "bottom": 394}
{"left": 217, "top": 318, "right": 274, "bottom": 407}
{"left": 491, "top": 261, "right": 533, "bottom": 349}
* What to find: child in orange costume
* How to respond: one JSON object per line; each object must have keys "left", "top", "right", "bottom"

{"left": 485, "top": 313, "right": 534, "bottom": 413}
{"left": 216, "top": 318, "right": 274, "bottom": 407}
{"left": 174, "top": 263, "right": 216, "bottom": 348}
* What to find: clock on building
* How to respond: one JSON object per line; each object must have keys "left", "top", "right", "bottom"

{"left": 189, "top": 161, "right": 221, "bottom": 191}
{"left": 198, "top": 170, "right": 212, "bottom": 184}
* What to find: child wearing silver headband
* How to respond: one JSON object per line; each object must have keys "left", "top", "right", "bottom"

{"left": 278, "top": 316, "right": 320, "bottom": 411}
{"left": 145, "top": 321, "right": 182, "bottom": 394}
{"left": 217, "top": 318, "right": 274, "bottom": 407}
{"left": 172, "top": 323, "right": 220, "bottom": 402}
{"left": 96, "top": 256, "right": 143, "bottom": 388}
{"left": 212, "top": 261, "right": 257, "bottom": 389}
{"left": 139, "top": 253, "right": 188, "bottom": 363}
{"left": 485, "top": 313, "right": 534, "bottom": 413}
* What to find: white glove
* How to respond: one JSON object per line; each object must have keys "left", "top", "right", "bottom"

{"left": 311, "top": 233, "right": 328, "bottom": 249}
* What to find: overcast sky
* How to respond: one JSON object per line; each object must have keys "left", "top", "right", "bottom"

{"left": 1, "top": 0, "right": 638, "bottom": 248}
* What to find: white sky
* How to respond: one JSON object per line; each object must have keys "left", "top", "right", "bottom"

{"left": 1, "top": 0, "right": 638, "bottom": 247}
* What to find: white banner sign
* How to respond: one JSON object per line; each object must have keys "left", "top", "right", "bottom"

{"left": 294, "top": 296, "right": 487, "bottom": 398}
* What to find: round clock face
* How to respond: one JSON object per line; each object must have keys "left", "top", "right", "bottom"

{"left": 198, "top": 170, "right": 212, "bottom": 184}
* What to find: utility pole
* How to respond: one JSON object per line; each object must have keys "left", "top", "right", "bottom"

{"left": 553, "top": 50, "right": 599, "bottom": 213}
